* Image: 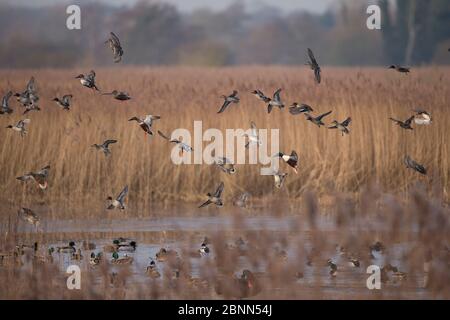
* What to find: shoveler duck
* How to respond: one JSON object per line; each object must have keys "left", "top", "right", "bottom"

{"left": 89, "top": 252, "right": 102, "bottom": 265}
{"left": 266, "top": 88, "right": 285, "bottom": 114}
{"left": 146, "top": 259, "right": 161, "bottom": 278}
{"left": 329, "top": 117, "right": 352, "bottom": 135}
{"left": 233, "top": 192, "right": 250, "bottom": 208}
{"left": 214, "top": 156, "right": 236, "bottom": 174}
{"left": 129, "top": 115, "right": 160, "bottom": 136}
{"left": 57, "top": 241, "right": 76, "bottom": 253}
{"left": 388, "top": 65, "right": 410, "bottom": 73}
{"left": 6, "top": 119, "right": 31, "bottom": 137}
{"left": 198, "top": 182, "right": 225, "bottom": 208}
{"left": 0, "top": 91, "right": 13, "bottom": 114}
{"left": 243, "top": 121, "right": 262, "bottom": 148}
{"left": 327, "top": 259, "right": 338, "bottom": 277}
{"left": 111, "top": 251, "right": 133, "bottom": 265}
{"left": 91, "top": 139, "right": 117, "bottom": 156}
{"left": 75, "top": 70, "right": 100, "bottom": 91}
{"left": 274, "top": 150, "right": 298, "bottom": 174}
{"left": 389, "top": 115, "right": 414, "bottom": 130}
{"left": 306, "top": 48, "right": 321, "bottom": 84}
{"left": 289, "top": 102, "right": 313, "bottom": 115}
{"left": 155, "top": 248, "right": 178, "bottom": 262}
{"left": 158, "top": 130, "right": 193, "bottom": 153}
{"left": 18, "top": 208, "right": 40, "bottom": 229}
{"left": 218, "top": 90, "right": 239, "bottom": 113}
{"left": 413, "top": 109, "right": 432, "bottom": 125}
{"left": 215, "top": 270, "right": 261, "bottom": 299}
{"left": 251, "top": 89, "right": 270, "bottom": 103}
{"left": 105, "top": 32, "right": 123, "bottom": 63}
{"left": 106, "top": 185, "right": 129, "bottom": 210}
{"left": 304, "top": 110, "right": 332, "bottom": 127}
{"left": 273, "top": 171, "right": 288, "bottom": 189}
{"left": 52, "top": 95, "right": 73, "bottom": 111}
{"left": 16, "top": 165, "right": 50, "bottom": 189}
{"left": 404, "top": 155, "right": 427, "bottom": 175}
{"left": 102, "top": 90, "right": 131, "bottom": 101}
{"left": 71, "top": 248, "right": 83, "bottom": 261}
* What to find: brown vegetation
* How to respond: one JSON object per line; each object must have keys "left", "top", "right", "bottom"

{"left": 0, "top": 67, "right": 448, "bottom": 217}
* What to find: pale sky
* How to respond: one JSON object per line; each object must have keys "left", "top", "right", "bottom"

{"left": 6, "top": 0, "right": 336, "bottom": 14}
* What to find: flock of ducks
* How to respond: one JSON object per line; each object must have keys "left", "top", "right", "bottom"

{"left": 1, "top": 32, "right": 442, "bottom": 297}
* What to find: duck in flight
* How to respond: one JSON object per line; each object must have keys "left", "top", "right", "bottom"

{"left": 198, "top": 182, "right": 224, "bottom": 208}
{"left": 6, "top": 119, "right": 31, "bottom": 137}
{"left": 251, "top": 89, "right": 271, "bottom": 103}
{"left": 158, "top": 130, "right": 193, "bottom": 153}
{"left": 107, "top": 185, "right": 129, "bottom": 210}
{"left": 306, "top": 48, "right": 321, "bottom": 84}
{"left": 91, "top": 139, "right": 118, "bottom": 156}
{"left": 404, "top": 155, "right": 426, "bottom": 175}
{"left": 102, "top": 90, "right": 131, "bottom": 101}
{"left": 388, "top": 65, "right": 410, "bottom": 73}
{"left": 304, "top": 110, "right": 332, "bottom": 127}
{"left": 214, "top": 156, "right": 236, "bottom": 174}
{"left": 218, "top": 90, "right": 239, "bottom": 113}
{"left": 273, "top": 171, "right": 288, "bottom": 189}
{"left": 52, "top": 95, "right": 73, "bottom": 111}
{"left": 1, "top": 91, "right": 13, "bottom": 114}
{"left": 267, "top": 88, "right": 285, "bottom": 114}
{"left": 274, "top": 151, "right": 298, "bottom": 174}
{"left": 389, "top": 115, "right": 414, "bottom": 130}
{"left": 129, "top": 115, "right": 160, "bottom": 136}
{"left": 328, "top": 117, "right": 352, "bottom": 135}
{"left": 105, "top": 32, "right": 124, "bottom": 63}
{"left": 14, "top": 77, "right": 39, "bottom": 108}
{"left": 289, "top": 102, "right": 313, "bottom": 115}
{"left": 243, "top": 121, "right": 262, "bottom": 148}
{"left": 16, "top": 165, "right": 50, "bottom": 190}
{"left": 75, "top": 70, "right": 100, "bottom": 91}
{"left": 412, "top": 109, "right": 432, "bottom": 125}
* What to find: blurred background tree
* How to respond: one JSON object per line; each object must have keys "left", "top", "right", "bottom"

{"left": 0, "top": 0, "right": 448, "bottom": 68}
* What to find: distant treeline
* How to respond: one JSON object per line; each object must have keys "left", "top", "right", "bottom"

{"left": 0, "top": 0, "right": 449, "bottom": 68}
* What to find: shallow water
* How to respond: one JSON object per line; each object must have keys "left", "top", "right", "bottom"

{"left": 3, "top": 212, "right": 436, "bottom": 299}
